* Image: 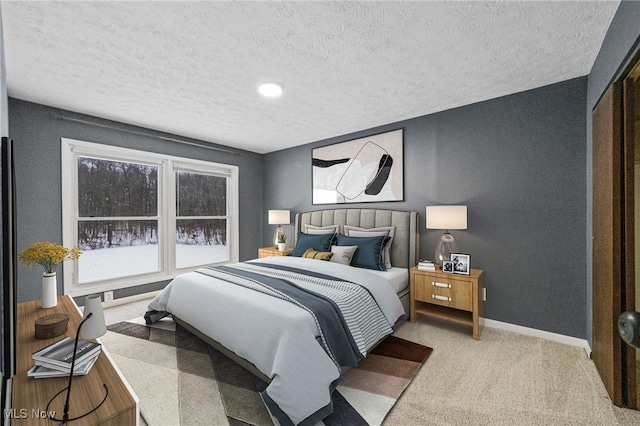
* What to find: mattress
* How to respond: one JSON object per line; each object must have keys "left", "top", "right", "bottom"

{"left": 367, "top": 266, "right": 409, "bottom": 294}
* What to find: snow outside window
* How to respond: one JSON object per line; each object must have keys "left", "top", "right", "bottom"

{"left": 61, "top": 138, "right": 239, "bottom": 297}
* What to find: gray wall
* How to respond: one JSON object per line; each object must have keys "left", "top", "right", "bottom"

{"left": 0, "top": 3, "right": 7, "bottom": 137}
{"left": 8, "top": 99, "right": 265, "bottom": 303}
{"left": 586, "top": 0, "right": 640, "bottom": 347}
{"left": 265, "top": 77, "right": 587, "bottom": 338}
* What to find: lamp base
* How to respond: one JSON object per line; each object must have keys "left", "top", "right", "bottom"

{"left": 434, "top": 231, "right": 458, "bottom": 265}
{"left": 272, "top": 226, "right": 283, "bottom": 247}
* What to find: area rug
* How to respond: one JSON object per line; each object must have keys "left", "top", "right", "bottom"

{"left": 102, "top": 317, "right": 432, "bottom": 426}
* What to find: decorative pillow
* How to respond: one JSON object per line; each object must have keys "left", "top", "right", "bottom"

{"left": 344, "top": 225, "right": 396, "bottom": 269}
{"left": 304, "top": 224, "right": 341, "bottom": 235}
{"left": 292, "top": 232, "right": 335, "bottom": 257}
{"left": 329, "top": 245, "right": 358, "bottom": 265}
{"left": 302, "top": 248, "right": 333, "bottom": 261}
{"left": 335, "top": 234, "right": 390, "bottom": 271}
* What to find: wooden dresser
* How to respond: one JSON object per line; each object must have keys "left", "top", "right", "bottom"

{"left": 11, "top": 295, "right": 139, "bottom": 425}
{"left": 410, "top": 266, "right": 484, "bottom": 340}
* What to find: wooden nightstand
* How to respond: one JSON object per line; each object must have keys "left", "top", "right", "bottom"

{"left": 258, "top": 246, "right": 293, "bottom": 258}
{"left": 410, "top": 266, "right": 484, "bottom": 340}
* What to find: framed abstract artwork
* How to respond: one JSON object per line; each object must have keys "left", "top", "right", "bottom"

{"left": 312, "top": 129, "right": 404, "bottom": 204}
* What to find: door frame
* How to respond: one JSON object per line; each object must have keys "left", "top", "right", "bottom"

{"left": 592, "top": 52, "right": 639, "bottom": 409}
{"left": 622, "top": 74, "right": 637, "bottom": 410}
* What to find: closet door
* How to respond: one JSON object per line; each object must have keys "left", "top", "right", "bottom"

{"left": 592, "top": 82, "right": 623, "bottom": 406}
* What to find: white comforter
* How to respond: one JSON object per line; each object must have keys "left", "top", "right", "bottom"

{"left": 147, "top": 256, "right": 405, "bottom": 425}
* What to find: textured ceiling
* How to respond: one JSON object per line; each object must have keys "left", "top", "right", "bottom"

{"left": 1, "top": 1, "right": 619, "bottom": 154}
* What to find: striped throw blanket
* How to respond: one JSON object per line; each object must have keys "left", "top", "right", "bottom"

{"left": 196, "top": 262, "right": 393, "bottom": 369}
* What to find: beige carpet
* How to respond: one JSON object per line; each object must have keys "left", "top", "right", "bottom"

{"left": 100, "top": 298, "right": 640, "bottom": 425}
{"left": 385, "top": 317, "right": 640, "bottom": 426}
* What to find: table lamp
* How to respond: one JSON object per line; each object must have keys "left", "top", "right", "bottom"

{"left": 47, "top": 294, "right": 108, "bottom": 423}
{"left": 426, "top": 205, "right": 467, "bottom": 265}
{"left": 268, "top": 210, "right": 290, "bottom": 247}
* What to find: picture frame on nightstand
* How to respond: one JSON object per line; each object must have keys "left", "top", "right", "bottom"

{"left": 442, "top": 260, "right": 453, "bottom": 273}
{"left": 451, "top": 253, "right": 470, "bottom": 275}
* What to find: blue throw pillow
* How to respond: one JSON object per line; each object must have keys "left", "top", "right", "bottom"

{"left": 292, "top": 232, "right": 336, "bottom": 257}
{"left": 335, "top": 234, "right": 390, "bottom": 271}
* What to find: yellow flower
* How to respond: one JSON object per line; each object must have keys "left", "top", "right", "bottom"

{"left": 18, "top": 241, "right": 82, "bottom": 274}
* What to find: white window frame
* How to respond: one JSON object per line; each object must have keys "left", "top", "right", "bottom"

{"left": 61, "top": 138, "right": 239, "bottom": 297}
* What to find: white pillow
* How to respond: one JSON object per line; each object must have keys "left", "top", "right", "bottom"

{"left": 330, "top": 245, "right": 358, "bottom": 265}
{"left": 304, "top": 224, "right": 341, "bottom": 235}
{"left": 343, "top": 225, "right": 395, "bottom": 269}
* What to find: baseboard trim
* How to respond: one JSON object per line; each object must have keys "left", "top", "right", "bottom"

{"left": 103, "top": 290, "right": 161, "bottom": 309}
{"left": 100, "top": 294, "right": 597, "bottom": 358}
{"left": 484, "top": 318, "right": 592, "bottom": 358}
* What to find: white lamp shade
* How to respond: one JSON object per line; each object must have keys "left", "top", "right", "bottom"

{"left": 81, "top": 294, "right": 107, "bottom": 340}
{"left": 268, "top": 210, "right": 290, "bottom": 225}
{"left": 426, "top": 205, "right": 467, "bottom": 230}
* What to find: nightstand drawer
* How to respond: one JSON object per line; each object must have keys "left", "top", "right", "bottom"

{"left": 413, "top": 274, "right": 473, "bottom": 311}
{"left": 430, "top": 285, "right": 452, "bottom": 307}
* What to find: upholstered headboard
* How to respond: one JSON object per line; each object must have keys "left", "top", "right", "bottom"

{"left": 294, "top": 208, "right": 419, "bottom": 269}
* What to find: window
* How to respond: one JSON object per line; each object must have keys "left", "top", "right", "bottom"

{"left": 76, "top": 157, "right": 160, "bottom": 283}
{"left": 174, "top": 169, "right": 229, "bottom": 269}
{"left": 62, "top": 138, "right": 239, "bottom": 296}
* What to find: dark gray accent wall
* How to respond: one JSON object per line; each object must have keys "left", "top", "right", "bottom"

{"left": 586, "top": 1, "right": 640, "bottom": 347}
{"left": 8, "top": 99, "right": 265, "bottom": 303}
{"left": 0, "top": 4, "right": 6, "bottom": 137}
{"left": 265, "top": 78, "right": 587, "bottom": 338}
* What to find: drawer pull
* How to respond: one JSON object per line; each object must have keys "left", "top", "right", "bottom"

{"left": 432, "top": 294, "right": 451, "bottom": 302}
{"left": 432, "top": 281, "right": 451, "bottom": 289}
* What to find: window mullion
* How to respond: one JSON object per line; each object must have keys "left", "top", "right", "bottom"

{"left": 165, "top": 160, "right": 176, "bottom": 275}
{"left": 175, "top": 216, "right": 229, "bottom": 220}
{"left": 62, "top": 148, "right": 80, "bottom": 292}
{"left": 77, "top": 216, "right": 161, "bottom": 221}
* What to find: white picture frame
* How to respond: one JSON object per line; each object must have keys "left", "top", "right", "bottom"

{"left": 450, "top": 253, "right": 470, "bottom": 275}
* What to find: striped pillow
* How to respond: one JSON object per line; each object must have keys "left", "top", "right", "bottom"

{"left": 302, "top": 248, "right": 333, "bottom": 261}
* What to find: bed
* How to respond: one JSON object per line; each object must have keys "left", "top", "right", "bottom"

{"left": 145, "top": 208, "right": 419, "bottom": 425}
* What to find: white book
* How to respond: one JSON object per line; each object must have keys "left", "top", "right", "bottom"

{"left": 34, "top": 349, "right": 101, "bottom": 373}
{"left": 28, "top": 353, "right": 99, "bottom": 378}
{"left": 417, "top": 264, "right": 436, "bottom": 270}
{"left": 32, "top": 337, "right": 101, "bottom": 370}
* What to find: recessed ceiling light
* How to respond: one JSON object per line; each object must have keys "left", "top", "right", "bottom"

{"left": 258, "top": 83, "right": 283, "bottom": 98}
